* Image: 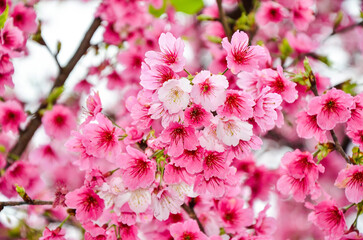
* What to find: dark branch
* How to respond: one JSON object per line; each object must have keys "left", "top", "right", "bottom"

{"left": 181, "top": 203, "right": 205, "bottom": 233}
{"left": 5, "top": 17, "right": 102, "bottom": 169}
{"left": 216, "top": 0, "right": 232, "bottom": 41}
{"left": 0, "top": 200, "right": 53, "bottom": 210}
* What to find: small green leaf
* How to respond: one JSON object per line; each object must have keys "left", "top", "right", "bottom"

{"left": 149, "top": 0, "right": 167, "bottom": 18}
{"left": 0, "top": 144, "right": 5, "bottom": 153}
{"left": 15, "top": 184, "right": 26, "bottom": 199}
{"left": 0, "top": 4, "right": 9, "bottom": 29}
{"left": 279, "top": 38, "right": 293, "bottom": 61}
{"left": 197, "top": 14, "right": 216, "bottom": 21}
{"left": 206, "top": 35, "right": 222, "bottom": 44}
{"left": 170, "top": 0, "right": 203, "bottom": 14}
{"left": 341, "top": 80, "right": 357, "bottom": 96}
{"left": 333, "top": 11, "right": 343, "bottom": 31}
{"left": 56, "top": 41, "right": 62, "bottom": 55}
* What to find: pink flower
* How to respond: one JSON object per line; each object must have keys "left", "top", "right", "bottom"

{"left": 160, "top": 122, "right": 199, "bottom": 157}
{"left": 11, "top": 3, "right": 38, "bottom": 34}
{"left": 296, "top": 111, "right": 328, "bottom": 143}
{"left": 277, "top": 149, "right": 324, "bottom": 202}
{"left": 347, "top": 129, "right": 363, "bottom": 150}
{"left": 42, "top": 105, "right": 77, "bottom": 140}
{"left": 198, "top": 118, "right": 225, "bottom": 152}
{"left": 86, "top": 91, "right": 102, "bottom": 119}
{"left": 82, "top": 113, "right": 123, "bottom": 160}
{"left": 152, "top": 187, "right": 183, "bottom": 221}
{"left": 217, "top": 198, "right": 254, "bottom": 233}
{"left": 39, "top": 227, "right": 66, "bottom": 240}
{"left": 105, "top": 70, "right": 125, "bottom": 90}
{"left": 347, "top": 93, "right": 363, "bottom": 131}
{"left": 184, "top": 104, "right": 213, "bottom": 128}
{"left": 170, "top": 220, "right": 208, "bottom": 240}
{"left": 163, "top": 164, "right": 194, "bottom": 185}
{"left": 194, "top": 174, "right": 226, "bottom": 198}
{"left": 253, "top": 87, "right": 283, "bottom": 133}
{"left": 172, "top": 146, "right": 204, "bottom": 174}
{"left": 120, "top": 146, "right": 156, "bottom": 190}
{"left": 0, "top": 19, "right": 24, "bottom": 54}
{"left": 0, "top": 100, "right": 26, "bottom": 133}
{"left": 307, "top": 88, "right": 354, "bottom": 130}
{"left": 203, "top": 151, "right": 228, "bottom": 180}
{"left": 256, "top": 1, "right": 287, "bottom": 25}
{"left": 145, "top": 32, "right": 186, "bottom": 72}
{"left": 228, "top": 135, "right": 263, "bottom": 160}
{"left": 217, "top": 90, "right": 255, "bottom": 119}
{"left": 307, "top": 200, "right": 346, "bottom": 239}
{"left": 0, "top": 0, "right": 6, "bottom": 14}
{"left": 158, "top": 78, "right": 192, "bottom": 114}
{"left": 140, "top": 63, "right": 178, "bottom": 90}
{"left": 262, "top": 66, "right": 298, "bottom": 103}
{"left": 216, "top": 117, "right": 253, "bottom": 146}
{"left": 291, "top": 0, "right": 315, "bottom": 31}
{"left": 65, "top": 186, "right": 105, "bottom": 223}
{"left": 191, "top": 70, "right": 229, "bottom": 111}
{"left": 221, "top": 30, "right": 267, "bottom": 74}
{"left": 286, "top": 32, "right": 318, "bottom": 54}
{"left": 254, "top": 205, "right": 277, "bottom": 237}
{"left": 335, "top": 164, "right": 363, "bottom": 203}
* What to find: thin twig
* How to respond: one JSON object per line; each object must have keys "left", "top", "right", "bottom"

{"left": 43, "top": 39, "right": 62, "bottom": 70}
{"left": 0, "top": 200, "right": 53, "bottom": 209}
{"left": 216, "top": 0, "right": 232, "bottom": 41}
{"left": 181, "top": 203, "right": 205, "bottom": 233}
{"left": 5, "top": 17, "right": 102, "bottom": 169}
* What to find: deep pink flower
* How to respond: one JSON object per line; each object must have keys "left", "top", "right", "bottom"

{"left": 39, "top": 227, "right": 66, "bottom": 240}
{"left": 184, "top": 104, "right": 213, "bottom": 128}
{"left": 347, "top": 93, "right": 363, "bottom": 131}
{"left": 82, "top": 113, "right": 123, "bottom": 160}
{"left": 140, "top": 63, "right": 178, "bottom": 90}
{"left": 296, "top": 111, "right": 328, "bottom": 143}
{"left": 163, "top": 164, "right": 194, "bottom": 185}
{"left": 202, "top": 151, "right": 228, "bottom": 180}
{"left": 160, "top": 122, "right": 199, "bottom": 157}
{"left": 65, "top": 186, "right": 105, "bottom": 223}
{"left": 291, "top": 0, "right": 315, "bottom": 31}
{"left": 191, "top": 70, "right": 229, "bottom": 111}
{"left": 0, "top": 100, "right": 26, "bottom": 133}
{"left": 277, "top": 149, "right": 324, "bottom": 202}
{"left": 254, "top": 205, "right": 277, "bottom": 237}
{"left": 221, "top": 30, "right": 266, "bottom": 74}
{"left": 170, "top": 220, "right": 208, "bottom": 240}
{"left": 0, "top": 0, "right": 6, "bottom": 14}
{"left": 29, "top": 143, "right": 61, "bottom": 165}
{"left": 42, "top": 105, "right": 77, "bottom": 140}
{"left": 347, "top": 129, "right": 363, "bottom": 150}
{"left": 194, "top": 174, "right": 226, "bottom": 198}
{"left": 105, "top": 70, "right": 125, "bottom": 90}
{"left": 86, "top": 91, "right": 102, "bottom": 119}
{"left": 307, "top": 88, "right": 354, "bottom": 130}
{"left": 172, "top": 146, "right": 204, "bottom": 174}
{"left": 217, "top": 90, "right": 255, "bottom": 119}
{"left": 256, "top": 1, "right": 287, "bottom": 25}
{"left": 262, "top": 66, "right": 298, "bottom": 103}
{"left": 308, "top": 200, "right": 346, "bottom": 239}
{"left": 145, "top": 32, "right": 186, "bottom": 72}
{"left": 120, "top": 145, "right": 156, "bottom": 190}
{"left": 228, "top": 135, "right": 263, "bottom": 160}
{"left": 11, "top": 3, "right": 38, "bottom": 34}
{"left": 335, "top": 164, "right": 363, "bottom": 203}
{"left": 217, "top": 198, "right": 254, "bottom": 233}
{"left": 0, "top": 19, "right": 24, "bottom": 53}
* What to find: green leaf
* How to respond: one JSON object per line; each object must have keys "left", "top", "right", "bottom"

{"left": 279, "top": 38, "right": 293, "bottom": 61}
{"left": 0, "top": 4, "right": 9, "bottom": 29}
{"left": 341, "top": 80, "right": 357, "bottom": 96}
{"left": 206, "top": 35, "right": 222, "bottom": 44}
{"left": 149, "top": 1, "right": 166, "bottom": 18}
{"left": 333, "top": 11, "right": 343, "bottom": 31}
{"left": 47, "top": 86, "right": 64, "bottom": 105}
{"left": 170, "top": 0, "right": 203, "bottom": 14}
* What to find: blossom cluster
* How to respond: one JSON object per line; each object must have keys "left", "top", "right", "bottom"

{"left": 0, "top": 0, "right": 363, "bottom": 239}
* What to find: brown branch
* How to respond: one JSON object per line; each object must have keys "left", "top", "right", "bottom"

{"left": 309, "top": 72, "right": 352, "bottom": 164}
{"left": 0, "top": 200, "right": 53, "bottom": 211}
{"left": 5, "top": 17, "right": 102, "bottom": 169}
{"left": 181, "top": 203, "right": 205, "bottom": 233}
{"left": 216, "top": 0, "right": 232, "bottom": 41}
{"left": 330, "top": 21, "right": 363, "bottom": 37}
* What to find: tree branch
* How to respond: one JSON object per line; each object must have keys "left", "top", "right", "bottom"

{"left": 5, "top": 17, "right": 102, "bottom": 169}
{"left": 181, "top": 203, "right": 205, "bottom": 233}
{"left": 216, "top": 0, "right": 232, "bottom": 41}
{"left": 0, "top": 200, "right": 53, "bottom": 211}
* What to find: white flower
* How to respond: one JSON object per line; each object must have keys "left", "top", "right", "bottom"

{"left": 128, "top": 189, "right": 151, "bottom": 214}
{"left": 216, "top": 117, "right": 253, "bottom": 146}
{"left": 158, "top": 78, "right": 192, "bottom": 114}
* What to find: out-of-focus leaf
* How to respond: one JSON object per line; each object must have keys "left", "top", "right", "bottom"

{"left": 333, "top": 11, "right": 343, "bottom": 31}
{"left": 279, "top": 38, "right": 293, "bottom": 61}
{"left": 0, "top": 4, "right": 9, "bottom": 29}
{"left": 341, "top": 80, "right": 357, "bottom": 96}
{"left": 207, "top": 35, "right": 222, "bottom": 44}
{"left": 149, "top": 0, "right": 166, "bottom": 17}
{"left": 171, "top": 0, "right": 203, "bottom": 15}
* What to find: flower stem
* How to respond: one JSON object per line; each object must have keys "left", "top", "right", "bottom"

{"left": 221, "top": 68, "right": 229, "bottom": 75}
